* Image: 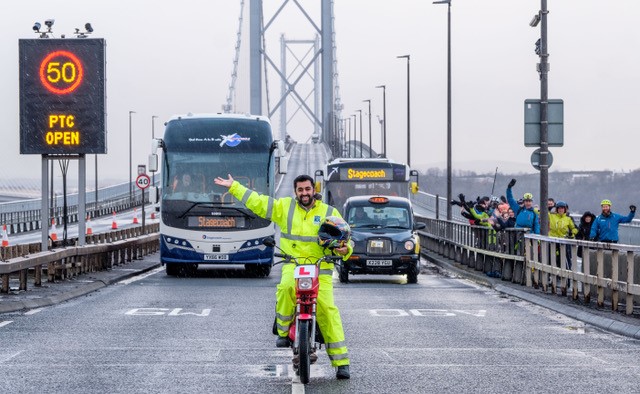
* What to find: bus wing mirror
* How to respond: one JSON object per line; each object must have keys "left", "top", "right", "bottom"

{"left": 149, "top": 186, "right": 159, "bottom": 204}
{"left": 278, "top": 157, "right": 288, "bottom": 174}
{"left": 276, "top": 140, "right": 286, "bottom": 157}
{"left": 148, "top": 154, "right": 158, "bottom": 173}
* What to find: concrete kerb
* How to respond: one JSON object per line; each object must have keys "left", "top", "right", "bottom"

{"left": 422, "top": 250, "right": 640, "bottom": 340}
{"left": 0, "top": 261, "right": 162, "bottom": 314}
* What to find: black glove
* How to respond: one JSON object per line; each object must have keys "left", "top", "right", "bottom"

{"left": 507, "top": 178, "right": 516, "bottom": 188}
{"left": 458, "top": 193, "right": 465, "bottom": 203}
{"left": 631, "top": 205, "right": 637, "bottom": 213}
{"left": 500, "top": 195, "right": 507, "bottom": 203}
{"left": 450, "top": 200, "right": 461, "bottom": 206}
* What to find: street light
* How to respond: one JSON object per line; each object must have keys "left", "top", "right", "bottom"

{"left": 350, "top": 114, "right": 356, "bottom": 157}
{"left": 363, "top": 99, "right": 372, "bottom": 157}
{"left": 356, "top": 109, "right": 363, "bottom": 158}
{"left": 375, "top": 85, "right": 387, "bottom": 157}
{"left": 434, "top": 0, "right": 452, "bottom": 220}
{"left": 397, "top": 55, "right": 411, "bottom": 167}
{"left": 151, "top": 115, "right": 159, "bottom": 187}
{"left": 531, "top": 1, "right": 550, "bottom": 235}
{"left": 129, "top": 110, "right": 136, "bottom": 204}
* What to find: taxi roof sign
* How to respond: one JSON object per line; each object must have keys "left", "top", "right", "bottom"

{"left": 368, "top": 196, "right": 389, "bottom": 204}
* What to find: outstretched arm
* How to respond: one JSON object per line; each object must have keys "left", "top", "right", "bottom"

{"left": 214, "top": 174, "right": 234, "bottom": 188}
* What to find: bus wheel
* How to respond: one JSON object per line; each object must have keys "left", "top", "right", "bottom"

{"left": 166, "top": 263, "right": 179, "bottom": 276}
{"left": 245, "top": 264, "right": 271, "bottom": 278}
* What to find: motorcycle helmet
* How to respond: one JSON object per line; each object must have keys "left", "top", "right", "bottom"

{"left": 318, "top": 216, "right": 351, "bottom": 249}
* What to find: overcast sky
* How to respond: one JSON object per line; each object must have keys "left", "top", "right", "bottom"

{"left": 1, "top": 0, "right": 639, "bottom": 185}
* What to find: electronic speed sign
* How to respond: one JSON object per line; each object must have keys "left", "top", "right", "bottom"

{"left": 19, "top": 38, "right": 106, "bottom": 154}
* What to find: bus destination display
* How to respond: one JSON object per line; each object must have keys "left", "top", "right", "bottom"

{"left": 19, "top": 38, "right": 106, "bottom": 154}
{"left": 187, "top": 216, "right": 245, "bottom": 229}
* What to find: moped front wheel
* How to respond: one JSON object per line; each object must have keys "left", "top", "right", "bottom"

{"left": 298, "top": 320, "right": 311, "bottom": 384}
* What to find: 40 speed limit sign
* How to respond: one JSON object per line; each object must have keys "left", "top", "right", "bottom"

{"left": 136, "top": 174, "right": 151, "bottom": 189}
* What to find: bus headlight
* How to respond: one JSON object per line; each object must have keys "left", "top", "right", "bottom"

{"left": 298, "top": 278, "right": 313, "bottom": 290}
{"left": 404, "top": 240, "right": 415, "bottom": 251}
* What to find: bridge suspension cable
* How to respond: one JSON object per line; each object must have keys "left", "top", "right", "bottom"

{"left": 223, "top": 0, "right": 245, "bottom": 113}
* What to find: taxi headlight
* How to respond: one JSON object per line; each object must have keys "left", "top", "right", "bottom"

{"left": 404, "top": 240, "right": 415, "bottom": 251}
{"left": 298, "top": 278, "right": 313, "bottom": 290}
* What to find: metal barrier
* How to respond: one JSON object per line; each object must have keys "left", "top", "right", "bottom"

{"left": 417, "top": 215, "right": 640, "bottom": 316}
{"left": 416, "top": 217, "right": 528, "bottom": 283}
{"left": 0, "top": 223, "right": 159, "bottom": 293}
{"left": 524, "top": 234, "right": 640, "bottom": 315}
{"left": 0, "top": 181, "right": 151, "bottom": 235}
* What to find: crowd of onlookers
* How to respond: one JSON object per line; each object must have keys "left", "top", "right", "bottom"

{"left": 451, "top": 178, "right": 637, "bottom": 244}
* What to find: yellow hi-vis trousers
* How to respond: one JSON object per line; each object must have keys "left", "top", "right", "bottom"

{"left": 275, "top": 263, "right": 350, "bottom": 367}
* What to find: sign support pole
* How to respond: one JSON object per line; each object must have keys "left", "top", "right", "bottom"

{"left": 78, "top": 155, "right": 86, "bottom": 246}
{"left": 41, "top": 155, "right": 49, "bottom": 251}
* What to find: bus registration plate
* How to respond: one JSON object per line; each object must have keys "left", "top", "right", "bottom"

{"left": 367, "top": 260, "right": 392, "bottom": 266}
{"left": 204, "top": 254, "right": 229, "bottom": 261}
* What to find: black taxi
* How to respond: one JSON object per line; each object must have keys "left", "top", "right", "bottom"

{"left": 340, "top": 195, "right": 426, "bottom": 283}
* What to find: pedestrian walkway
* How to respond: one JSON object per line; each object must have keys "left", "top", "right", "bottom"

{"left": 0, "top": 254, "right": 160, "bottom": 314}
{"left": 422, "top": 250, "right": 640, "bottom": 340}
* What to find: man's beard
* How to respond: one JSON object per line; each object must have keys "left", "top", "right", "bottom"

{"left": 299, "top": 194, "right": 313, "bottom": 207}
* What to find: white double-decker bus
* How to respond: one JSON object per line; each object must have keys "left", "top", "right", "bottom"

{"left": 149, "top": 113, "right": 287, "bottom": 276}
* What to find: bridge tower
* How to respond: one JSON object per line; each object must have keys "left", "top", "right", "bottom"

{"left": 249, "top": 0, "right": 342, "bottom": 149}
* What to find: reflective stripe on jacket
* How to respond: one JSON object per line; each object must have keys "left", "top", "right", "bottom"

{"left": 228, "top": 181, "right": 352, "bottom": 265}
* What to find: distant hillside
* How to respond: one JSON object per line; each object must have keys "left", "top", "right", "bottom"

{"left": 419, "top": 168, "right": 640, "bottom": 215}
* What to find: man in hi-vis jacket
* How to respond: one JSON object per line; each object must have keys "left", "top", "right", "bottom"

{"left": 215, "top": 174, "right": 352, "bottom": 380}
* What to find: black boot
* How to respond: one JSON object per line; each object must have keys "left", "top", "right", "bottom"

{"left": 336, "top": 365, "right": 350, "bottom": 379}
{"left": 276, "top": 336, "right": 291, "bottom": 348}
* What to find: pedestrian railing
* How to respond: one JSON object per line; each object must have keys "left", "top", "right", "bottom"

{"left": 524, "top": 234, "right": 640, "bottom": 315}
{"left": 417, "top": 216, "right": 640, "bottom": 316}
{"left": 0, "top": 223, "right": 159, "bottom": 294}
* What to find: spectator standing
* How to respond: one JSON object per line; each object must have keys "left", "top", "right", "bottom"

{"left": 506, "top": 179, "right": 540, "bottom": 234}
{"left": 589, "top": 199, "right": 636, "bottom": 243}
{"left": 575, "top": 211, "right": 596, "bottom": 258}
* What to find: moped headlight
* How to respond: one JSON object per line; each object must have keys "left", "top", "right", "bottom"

{"left": 298, "top": 277, "right": 313, "bottom": 290}
{"left": 404, "top": 240, "right": 415, "bottom": 251}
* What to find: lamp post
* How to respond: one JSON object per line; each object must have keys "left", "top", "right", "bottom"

{"left": 356, "top": 109, "right": 363, "bottom": 158}
{"left": 151, "top": 115, "right": 158, "bottom": 187}
{"left": 397, "top": 55, "right": 411, "bottom": 167}
{"left": 350, "top": 114, "right": 356, "bottom": 157}
{"left": 434, "top": 0, "right": 452, "bottom": 220}
{"left": 375, "top": 85, "right": 387, "bottom": 157}
{"left": 531, "top": 0, "right": 550, "bottom": 235}
{"left": 363, "top": 99, "right": 372, "bottom": 157}
{"left": 128, "top": 110, "right": 136, "bottom": 204}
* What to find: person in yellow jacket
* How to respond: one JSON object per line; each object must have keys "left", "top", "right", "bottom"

{"left": 214, "top": 173, "right": 352, "bottom": 380}
{"left": 549, "top": 201, "right": 577, "bottom": 270}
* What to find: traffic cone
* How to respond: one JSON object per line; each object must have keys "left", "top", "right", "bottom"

{"left": 86, "top": 214, "right": 93, "bottom": 235}
{"left": 1, "top": 224, "right": 9, "bottom": 247}
{"left": 111, "top": 211, "right": 118, "bottom": 230}
{"left": 49, "top": 218, "right": 58, "bottom": 241}
{"left": 133, "top": 208, "right": 140, "bottom": 224}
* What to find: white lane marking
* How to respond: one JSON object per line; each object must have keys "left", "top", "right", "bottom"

{"left": 118, "top": 267, "right": 164, "bottom": 285}
{"left": 24, "top": 308, "right": 44, "bottom": 315}
{"left": 0, "top": 351, "right": 23, "bottom": 363}
{"left": 0, "top": 321, "right": 13, "bottom": 328}
{"left": 291, "top": 366, "right": 305, "bottom": 394}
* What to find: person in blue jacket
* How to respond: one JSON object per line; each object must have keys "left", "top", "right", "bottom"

{"left": 506, "top": 178, "right": 540, "bottom": 234}
{"left": 589, "top": 199, "right": 636, "bottom": 243}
